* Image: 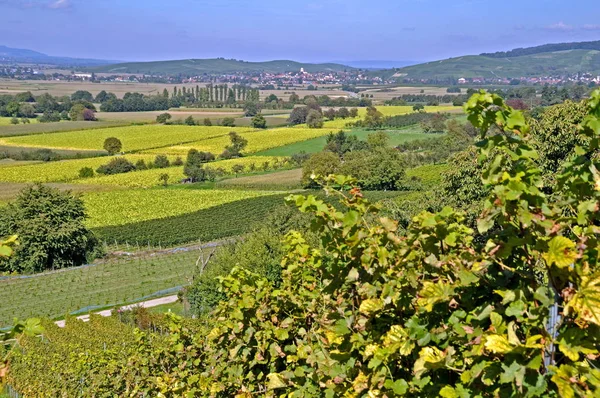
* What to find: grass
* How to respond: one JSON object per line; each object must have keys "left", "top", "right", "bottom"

{"left": 255, "top": 127, "right": 442, "bottom": 156}
{"left": 83, "top": 188, "right": 280, "bottom": 228}
{"left": 0, "top": 117, "right": 39, "bottom": 126}
{"left": 148, "top": 301, "right": 186, "bottom": 316}
{"left": 1, "top": 125, "right": 255, "bottom": 153}
{"left": 0, "top": 120, "right": 128, "bottom": 138}
{"left": 0, "top": 247, "right": 202, "bottom": 328}
{"left": 0, "top": 144, "right": 105, "bottom": 159}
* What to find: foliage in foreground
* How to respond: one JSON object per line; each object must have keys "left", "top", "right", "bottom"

{"left": 7, "top": 90, "right": 600, "bottom": 397}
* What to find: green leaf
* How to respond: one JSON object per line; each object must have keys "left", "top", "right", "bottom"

{"left": 484, "top": 334, "right": 514, "bottom": 354}
{"left": 543, "top": 236, "right": 577, "bottom": 268}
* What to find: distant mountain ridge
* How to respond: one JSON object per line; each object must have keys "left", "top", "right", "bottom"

{"left": 0, "top": 44, "right": 118, "bottom": 67}
{"left": 392, "top": 40, "right": 600, "bottom": 80}
{"left": 89, "top": 58, "right": 354, "bottom": 75}
{"left": 480, "top": 40, "right": 600, "bottom": 58}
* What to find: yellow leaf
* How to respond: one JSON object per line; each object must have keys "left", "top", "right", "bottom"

{"left": 484, "top": 334, "right": 515, "bottom": 354}
{"left": 565, "top": 272, "right": 600, "bottom": 326}
{"left": 266, "top": 373, "right": 287, "bottom": 390}
{"left": 359, "top": 298, "right": 384, "bottom": 315}
{"left": 417, "top": 281, "right": 455, "bottom": 312}
{"left": 543, "top": 236, "right": 577, "bottom": 268}
{"left": 414, "top": 346, "right": 447, "bottom": 378}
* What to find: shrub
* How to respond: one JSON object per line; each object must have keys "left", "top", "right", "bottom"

{"left": 0, "top": 184, "right": 100, "bottom": 274}
{"left": 156, "top": 113, "right": 172, "bottom": 124}
{"left": 153, "top": 154, "right": 170, "bottom": 168}
{"left": 103, "top": 137, "right": 122, "bottom": 155}
{"left": 220, "top": 131, "right": 248, "bottom": 159}
{"left": 250, "top": 114, "right": 267, "bottom": 129}
{"left": 173, "top": 156, "right": 184, "bottom": 166}
{"left": 221, "top": 117, "right": 235, "bottom": 127}
{"left": 184, "top": 116, "right": 196, "bottom": 126}
{"left": 203, "top": 118, "right": 212, "bottom": 126}
{"left": 96, "top": 157, "right": 136, "bottom": 175}
{"left": 135, "top": 159, "right": 148, "bottom": 170}
{"left": 78, "top": 167, "right": 94, "bottom": 178}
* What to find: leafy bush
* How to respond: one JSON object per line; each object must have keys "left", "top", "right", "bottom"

{"left": 0, "top": 185, "right": 99, "bottom": 274}
{"left": 153, "top": 154, "right": 170, "bottom": 169}
{"left": 96, "top": 157, "right": 136, "bottom": 175}
{"left": 78, "top": 167, "right": 94, "bottom": 178}
{"left": 221, "top": 117, "right": 235, "bottom": 127}
{"left": 156, "top": 112, "right": 172, "bottom": 124}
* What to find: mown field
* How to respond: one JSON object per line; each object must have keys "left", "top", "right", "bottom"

{"left": 0, "top": 120, "right": 128, "bottom": 138}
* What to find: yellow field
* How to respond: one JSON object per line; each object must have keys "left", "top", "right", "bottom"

{"left": 83, "top": 189, "right": 278, "bottom": 228}
{"left": 0, "top": 117, "right": 39, "bottom": 125}
{"left": 74, "top": 156, "right": 288, "bottom": 188}
{"left": 145, "top": 127, "right": 336, "bottom": 156}
{"left": 0, "top": 125, "right": 255, "bottom": 152}
{"left": 0, "top": 155, "right": 177, "bottom": 183}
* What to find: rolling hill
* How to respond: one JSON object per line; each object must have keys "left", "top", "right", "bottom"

{"left": 89, "top": 58, "right": 353, "bottom": 75}
{"left": 392, "top": 41, "right": 600, "bottom": 80}
{"left": 0, "top": 44, "right": 117, "bottom": 66}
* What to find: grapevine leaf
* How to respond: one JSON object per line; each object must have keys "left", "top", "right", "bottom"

{"left": 543, "top": 236, "right": 577, "bottom": 268}
{"left": 565, "top": 272, "right": 600, "bottom": 326}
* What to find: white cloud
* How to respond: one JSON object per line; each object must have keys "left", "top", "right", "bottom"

{"left": 0, "top": 0, "right": 72, "bottom": 9}
{"left": 546, "top": 21, "right": 574, "bottom": 32}
{"left": 583, "top": 24, "right": 600, "bottom": 31}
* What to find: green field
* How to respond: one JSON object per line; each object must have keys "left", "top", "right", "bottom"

{"left": 0, "top": 117, "right": 38, "bottom": 125}
{"left": 256, "top": 128, "right": 443, "bottom": 156}
{"left": 0, "top": 247, "right": 201, "bottom": 327}
{"left": 216, "top": 168, "right": 303, "bottom": 190}
{"left": 1, "top": 125, "right": 255, "bottom": 152}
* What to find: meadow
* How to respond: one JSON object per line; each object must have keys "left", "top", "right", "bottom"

{"left": 0, "top": 124, "right": 255, "bottom": 152}
{"left": 0, "top": 120, "right": 128, "bottom": 138}
{"left": 0, "top": 117, "right": 39, "bottom": 125}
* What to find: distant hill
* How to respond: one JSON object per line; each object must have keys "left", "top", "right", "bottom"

{"left": 392, "top": 41, "right": 600, "bottom": 80}
{"left": 89, "top": 58, "right": 354, "bottom": 75}
{"left": 0, "top": 45, "right": 118, "bottom": 67}
{"left": 332, "top": 60, "right": 418, "bottom": 70}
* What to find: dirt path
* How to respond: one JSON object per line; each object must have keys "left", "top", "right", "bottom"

{"left": 55, "top": 295, "right": 179, "bottom": 327}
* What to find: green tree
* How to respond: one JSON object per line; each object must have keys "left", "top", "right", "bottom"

{"left": 306, "top": 109, "right": 324, "bottom": 128}
{"left": 69, "top": 104, "right": 87, "bottom": 121}
{"left": 96, "top": 158, "right": 136, "bottom": 175}
{"left": 221, "top": 117, "right": 235, "bottom": 127}
{"left": 156, "top": 113, "right": 172, "bottom": 124}
{"left": 158, "top": 173, "right": 169, "bottom": 186}
{"left": 103, "top": 137, "right": 122, "bottom": 155}
{"left": 203, "top": 118, "right": 212, "bottom": 126}
{"left": 363, "top": 106, "right": 384, "bottom": 129}
{"left": 78, "top": 167, "right": 94, "bottom": 178}
{"left": 0, "top": 185, "right": 99, "bottom": 274}
{"left": 301, "top": 151, "right": 341, "bottom": 187}
{"left": 232, "top": 164, "right": 245, "bottom": 177}
{"left": 184, "top": 116, "right": 196, "bottom": 126}
{"left": 220, "top": 131, "right": 248, "bottom": 159}
{"left": 153, "top": 154, "right": 170, "bottom": 168}
{"left": 251, "top": 114, "right": 267, "bottom": 129}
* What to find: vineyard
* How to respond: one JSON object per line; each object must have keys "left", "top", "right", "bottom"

{"left": 0, "top": 246, "right": 202, "bottom": 328}
{"left": 75, "top": 156, "right": 288, "bottom": 188}
{"left": 148, "top": 126, "right": 340, "bottom": 156}
{"left": 0, "top": 125, "right": 255, "bottom": 152}
{"left": 82, "top": 188, "right": 279, "bottom": 228}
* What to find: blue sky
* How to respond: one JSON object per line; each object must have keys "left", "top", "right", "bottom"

{"left": 1, "top": 0, "right": 599, "bottom": 63}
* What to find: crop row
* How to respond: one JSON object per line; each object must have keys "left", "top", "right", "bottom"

{"left": 82, "top": 188, "right": 279, "bottom": 228}
{"left": 145, "top": 127, "right": 337, "bottom": 156}
{"left": 93, "top": 193, "right": 289, "bottom": 246}
{"left": 0, "top": 248, "right": 200, "bottom": 328}
{"left": 1, "top": 124, "right": 255, "bottom": 152}
{"left": 0, "top": 154, "right": 178, "bottom": 183}
{"left": 74, "top": 156, "right": 288, "bottom": 188}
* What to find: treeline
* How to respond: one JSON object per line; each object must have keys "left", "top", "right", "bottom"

{"left": 480, "top": 39, "right": 600, "bottom": 58}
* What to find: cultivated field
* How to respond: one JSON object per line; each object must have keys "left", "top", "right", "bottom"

{"left": 82, "top": 188, "right": 280, "bottom": 228}
{"left": 1, "top": 125, "right": 255, "bottom": 152}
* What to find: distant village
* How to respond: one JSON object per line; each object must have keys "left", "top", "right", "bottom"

{"left": 1, "top": 64, "right": 600, "bottom": 87}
